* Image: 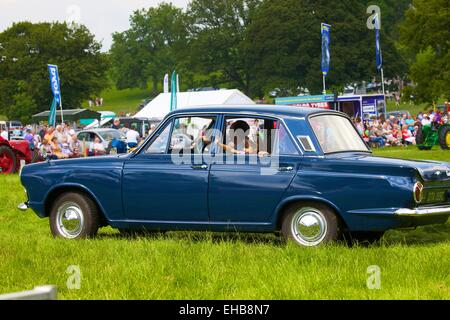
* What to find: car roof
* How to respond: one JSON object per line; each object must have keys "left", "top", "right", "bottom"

{"left": 169, "top": 104, "right": 339, "bottom": 118}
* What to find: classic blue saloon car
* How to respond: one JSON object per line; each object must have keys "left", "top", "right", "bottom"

{"left": 19, "top": 106, "right": 450, "bottom": 246}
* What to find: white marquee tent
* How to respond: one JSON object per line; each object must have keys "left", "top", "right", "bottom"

{"left": 134, "top": 89, "right": 255, "bottom": 119}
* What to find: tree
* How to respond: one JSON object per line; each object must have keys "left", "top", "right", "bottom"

{"left": 0, "top": 22, "right": 109, "bottom": 122}
{"left": 110, "top": 3, "right": 189, "bottom": 92}
{"left": 187, "top": 0, "right": 261, "bottom": 96}
{"left": 399, "top": 0, "right": 450, "bottom": 102}
{"left": 247, "top": 0, "right": 407, "bottom": 95}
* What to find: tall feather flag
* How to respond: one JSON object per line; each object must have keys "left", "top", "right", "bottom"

{"left": 374, "top": 14, "right": 383, "bottom": 70}
{"left": 170, "top": 71, "right": 177, "bottom": 112}
{"left": 47, "top": 64, "right": 63, "bottom": 124}
{"left": 48, "top": 98, "right": 57, "bottom": 126}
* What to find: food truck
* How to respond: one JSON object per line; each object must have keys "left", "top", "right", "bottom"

{"left": 276, "top": 94, "right": 386, "bottom": 120}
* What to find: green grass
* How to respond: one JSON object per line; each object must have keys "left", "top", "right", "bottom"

{"left": 0, "top": 148, "right": 449, "bottom": 300}
{"left": 83, "top": 87, "right": 153, "bottom": 116}
{"left": 373, "top": 145, "right": 450, "bottom": 162}
{"left": 386, "top": 100, "right": 431, "bottom": 116}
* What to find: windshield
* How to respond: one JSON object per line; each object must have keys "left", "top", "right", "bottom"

{"left": 98, "top": 130, "right": 124, "bottom": 142}
{"left": 309, "top": 114, "right": 369, "bottom": 154}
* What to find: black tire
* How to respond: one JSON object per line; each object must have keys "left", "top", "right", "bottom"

{"left": 438, "top": 126, "right": 450, "bottom": 150}
{"left": 49, "top": 192, "right": 100, "bottom": 239}
{"left": 0, "top": 145, "right": 18, "bottom": 174}
{"left": 415, "top": 124, "right": 424, "bottom": 145}
{"left": 280, "top": 202, "right": 341, "bottom": 247}
{"left": 347, "top": 231, "right": 385, "bottom": 245}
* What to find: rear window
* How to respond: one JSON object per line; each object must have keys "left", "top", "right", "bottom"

{"left": 309, "top": 114, "right": 369, "bottom": 154}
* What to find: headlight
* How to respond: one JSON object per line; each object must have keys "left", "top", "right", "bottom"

{"left": 413, "top": 182, "right": 424, "bottom": 204}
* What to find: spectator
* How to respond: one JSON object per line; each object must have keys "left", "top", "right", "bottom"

{"left": 91, "top": 136, "right": 106, "bottom": 156}
{"left": 54, "top": 125, "right": 64, "bottom": 143}
{"left": 69, "top": 134, "right": 83, "bottom": 158}
{"left": 402, "top": 125, "right": 416, "bottom": 145}
{"left": 111, "top": 119, "right": 121, "bottom": 130}
{"left": 126, "top": 124, "right": 140, "bottom": 148}
{"left": 50, "top": 136, "right": 68, "bottom": 159}
{"left": 61, "top": 136, "right": 72, "bottom": 158}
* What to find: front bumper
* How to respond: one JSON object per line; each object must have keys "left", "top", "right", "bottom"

{"left": 395, "top": 205, "right": 450, "bottom": 217}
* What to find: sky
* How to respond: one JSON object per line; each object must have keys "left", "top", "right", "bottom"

{"left": 0, "top": 0, "right": 190, "bottom": 51}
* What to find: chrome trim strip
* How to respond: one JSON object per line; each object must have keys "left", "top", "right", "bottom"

{"left": 395, "top": 205, "right": 450, "bottom": 216}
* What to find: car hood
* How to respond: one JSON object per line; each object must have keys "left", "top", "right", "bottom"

{"left": 328, "top": 153, "right": 450, "bottom": 182}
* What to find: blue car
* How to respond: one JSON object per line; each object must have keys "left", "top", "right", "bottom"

{"left": 18, "top": 106, "right": 450, "bottom": 246}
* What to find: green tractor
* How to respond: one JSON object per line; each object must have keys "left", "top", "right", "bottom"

{"left": 416, "top": 122, "right": 450, "bottom": 150}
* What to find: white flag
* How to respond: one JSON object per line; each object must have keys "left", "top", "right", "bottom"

{"left": 163, "top": 74, "right": 169, "bottom": 93}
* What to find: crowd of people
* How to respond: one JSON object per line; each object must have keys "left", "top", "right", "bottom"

{"left": 353, "top": 109, "right": 450, "bottom": 148}
{"left": 21, "top": 124, "right": 85, "bottom": 160}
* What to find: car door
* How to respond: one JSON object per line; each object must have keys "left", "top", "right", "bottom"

{"left": 208, "top": 116, "right": 301, "bottom": 227}
{"left": 122, "top": 115, "right": 218, "bottom": 225}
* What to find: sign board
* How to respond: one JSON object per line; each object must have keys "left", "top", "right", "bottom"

{"left": 275, "top": 95, "right": 335, "bottom": 109}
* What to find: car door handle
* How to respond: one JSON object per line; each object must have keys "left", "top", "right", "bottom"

{"left": 278, "top": 166, "right": 294, "bottom": 172}
{"left": 191, "top": 164, "right": 208, "bottom": 170}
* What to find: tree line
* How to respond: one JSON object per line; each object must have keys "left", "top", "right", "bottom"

{"left": 0, "top": 0, "right": 448, "bottom": 122}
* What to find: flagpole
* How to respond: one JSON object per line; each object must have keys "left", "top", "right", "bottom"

{"left": 323, "top": 74, "right": 326, "bottom": 95}
{"left": 380, "top": 67, "right": 385, "bottom": 96}
{"left": 59, "top": 79, "right": 64, "bottom": 124}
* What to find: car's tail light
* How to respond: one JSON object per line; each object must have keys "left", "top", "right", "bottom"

{"left": 413, "top": 182, "right": 424, "bottom": 204}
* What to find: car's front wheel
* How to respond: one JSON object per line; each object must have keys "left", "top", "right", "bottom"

{"left": 49, "top": 192, "right": 100, "bottom": 239}
{"left": 281, "top": 202, "right": 341, "bottom": 247}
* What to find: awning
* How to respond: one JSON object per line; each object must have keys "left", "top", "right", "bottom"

{"left": 32, "top": 109, "right": 102, "bottom": 122}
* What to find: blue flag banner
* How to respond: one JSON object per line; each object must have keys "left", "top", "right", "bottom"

{"left": 47, "top": 64, "right": 61, "bottom": 106}
{"left": 321, "top": 23, "right": 331, "bottom": 76}
{"left": 373, "top": 13, "right": 383, "bottom": 70}
{"left": 170, "top": 71, "right": 177, "bottom": 112}
{"left": 375, "top": 28, "right": 383, "bottom": 70}
{"left": 48, "top": 98, "right": 57, "bottom": 126}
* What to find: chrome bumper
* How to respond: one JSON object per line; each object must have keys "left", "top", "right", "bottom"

{"left": 18, "top": 202, "right": 29, "bottom": 211}
{"left": 395, "top": 205, "right": 450, "bottom": 217}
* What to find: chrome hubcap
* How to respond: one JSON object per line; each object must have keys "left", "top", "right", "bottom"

{"left": 56, "top": 202, "right": 84, "bottom": 239}
{"left": 292, "top": 208, "right": 327, "bottom": 246}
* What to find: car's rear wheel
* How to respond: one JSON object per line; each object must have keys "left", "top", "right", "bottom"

{"left": 49, "top": 192, "right": 100, "bottom": 239}
{"left": 281, "top": 202, "right": 341, "bottom": 247}
{"left": 0, "top": 145, "right": 18, "bottom": 174}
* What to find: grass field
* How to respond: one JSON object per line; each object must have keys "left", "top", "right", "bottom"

{"left": 83, "top": 87, "right": 153, "bottom": 116}
{"left": 0, "top": 147, "right": 449, "bottom": 300}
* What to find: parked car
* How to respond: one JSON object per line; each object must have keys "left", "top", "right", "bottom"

{"left": 76, "top": 128, "right": 126, "bottom": 155}
{"left": 19, "top": 106, "right": 450, "bottom": 246}
{"left": 110, "top": 117, "right": 160, "bottom": 137}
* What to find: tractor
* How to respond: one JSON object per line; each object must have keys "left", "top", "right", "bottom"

{"left": 416, "top": 122, "right": 450, "bottom": 150}
{"left": 0, "top": 136, "right": 34, "bottom": 174}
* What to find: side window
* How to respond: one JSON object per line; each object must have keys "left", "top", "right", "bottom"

{"left": 274, "top": 123, "right": 299, "bottom": 155}
{"left": 77, "top": 133, "right": 87, "bottom": 142}
{"left": 145, "top": 121, "right": 173, "bottom": 154}
{"left": 169, "top": 116, "right": 216, "bottom": 154}
{"left": 77, "top": 132, "right": 94, "bottom": 143}
{"left": 220, "top": 117, "right": 277, "bottom": 155}
{"left": 219, "top": 117, "right": 299, "bottom": 156}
